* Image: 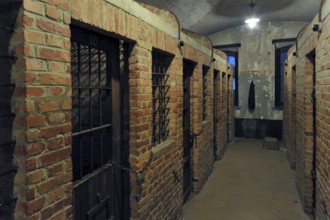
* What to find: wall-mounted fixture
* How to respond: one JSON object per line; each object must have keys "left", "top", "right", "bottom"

{"left": 245, "top": 0, "right": 260, "bottom": 29}
{"left": 312, "top": 23, "right": 322, "bottom": 32}
{"left": 178, "top": 40, "right": 184, "bottom": 47}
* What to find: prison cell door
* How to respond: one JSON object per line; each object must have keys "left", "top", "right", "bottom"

{"left": 221, "top": 72, "right": 227, "bottom": 145}
{"left": 213, "top": 70, "right": 220, "bottom": 160}
{"left": 183, "top": 60, "right": 193, "bottom": 203}
{"left": 308, "top": 51, "right": 317, "bottom": 218}
{"left": 227, "top": 74, "right": 231, "bottom": 143}
{"left": 71, "top": 25, "right": 123, "bottom": 220}
{"left": 291, "top": 66, "right": 297, "bottom": 165}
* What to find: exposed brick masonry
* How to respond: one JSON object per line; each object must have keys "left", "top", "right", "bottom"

{"left": 11, "top": 0, "right": 72, "bottom": 219}
{"left": 284, "top": 11, "right": 330, "bottom": 219}
{"left": 9, "top": 0, "right": 234, "bottom": 219}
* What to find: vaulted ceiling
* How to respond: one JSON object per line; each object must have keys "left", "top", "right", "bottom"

{"left": 136, "top": 0, "right": 320, "bottom": 35}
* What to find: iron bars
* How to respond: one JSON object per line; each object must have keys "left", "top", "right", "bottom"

{"left": 71, "top": 38, "right": 113, "bottom": 182}
{"left": 0, "top": 65, "right": 17, "bottom": 217}
{"left": 202, "top": 66, "right": 209, "bottom": 121}
{"left": 152, "top": 51, "right": 171, "bottom": 146}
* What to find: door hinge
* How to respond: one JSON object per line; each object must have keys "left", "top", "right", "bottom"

{"left": 311, "top": 89, "right": 316, "bottom": 101}
{"left": 311, "top": 169, "right": 317, "bottom": 181}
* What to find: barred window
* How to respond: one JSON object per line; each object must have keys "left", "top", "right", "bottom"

{"left": 202, "top": 66, "right": 209, "bottom": 121}
{"left": 275, "top": 46, "right": 290, "bottom": 107}
{"left": 152, "top": 51, "right": 171, "bottom": 146}
{"left": 226, "top": 51, "right": 239, "bottom": 106}
{"left": 273, "top": 39, "right": 295, "bottom": 108}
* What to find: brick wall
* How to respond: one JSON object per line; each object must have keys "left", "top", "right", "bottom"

{"left": 8, "top": 0, "right": 234, "bottom": 219}
{"left": 284, "top": 7, "right": 330, "bottom": 219}
{"left": 180, "top": 38, "right": 232, "bottom": 192}
{"left": 284, "top": 47, "right": 298, "bottom": 169}
{"left": 295, "top": 28, "right": 318, "bottom": 213}
{"left": 221, "top": 71, "right": 228, "bottom": 151}
{"left": 314, "top": 11, "right": 330, "bottom": 219}
{"left": 212, "top": 50, "right": 230, "bottom": 160}
{"left": 11, "top": 1, "right": 72, "bottom": 219}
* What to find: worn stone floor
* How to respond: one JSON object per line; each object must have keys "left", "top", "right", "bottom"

{"left": 183, "top": 139, "right": 311, "bottom": 220}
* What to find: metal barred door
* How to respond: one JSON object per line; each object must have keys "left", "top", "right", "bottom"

{"left": 70, "top": 25, "right": 122, "bottom": 220}
{"left": 183, "top": 60, "right": 193, "bottom": 203}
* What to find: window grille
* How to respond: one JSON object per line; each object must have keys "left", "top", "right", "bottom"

{"left": 202, "top": 66, "right": 209, "bottom": 121}
{"left": 152, "top": 51, "right": 170, "bottom": 146}
{"left": 273, "top": 39, "right": 295, "bottom": 108}
{"left": 275, "top": 46, "right": 290, "bottom": 107}
{"left": 71, "top": 29, "right": 116, "bottom": 181}
{"left": 226, "top": 51, "right": 239, "bottom": 106}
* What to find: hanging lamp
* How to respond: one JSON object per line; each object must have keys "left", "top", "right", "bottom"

{"left": 245, "top": 0, "right": 260, "bottom": 28}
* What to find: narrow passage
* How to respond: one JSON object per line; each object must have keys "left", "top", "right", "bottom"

{"left": 183, "top": 139, "right": 310, "bottom": 220}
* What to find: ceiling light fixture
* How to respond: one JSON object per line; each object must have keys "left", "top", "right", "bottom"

{"left": 245, "top": 0, "right": 260, "bottom": 29}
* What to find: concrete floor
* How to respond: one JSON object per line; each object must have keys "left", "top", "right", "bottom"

{"left": 183, "top": 139, "right": 311, "bottom": 220}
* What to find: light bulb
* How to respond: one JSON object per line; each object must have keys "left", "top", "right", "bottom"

{"left": 245, "top": 17, "right": 260, "bottom": 28}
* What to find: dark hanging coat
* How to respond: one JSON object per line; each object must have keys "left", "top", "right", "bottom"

{"left": 248, "top": 81, "right": 255, "bottom": 111}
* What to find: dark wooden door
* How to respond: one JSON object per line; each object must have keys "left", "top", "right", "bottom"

{"left": 183, "top": 61, "right": 193, "bottom": 203}
{"left": 71, "top": 25, "right": 123, "bottom": 220}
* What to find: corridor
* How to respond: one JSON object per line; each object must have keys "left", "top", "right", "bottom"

{"left": 1, "top": 0, "right": 329, "bottom": 219}
{"left": 183, "top": 139, "right": 311, "bottom": 220}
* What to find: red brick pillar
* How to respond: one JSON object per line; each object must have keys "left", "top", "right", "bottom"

{"left": 127, "top": 42, "right": 153, "bottom": 219}
{"left": 12, "top": 1, "right": 72, "bottom": 219}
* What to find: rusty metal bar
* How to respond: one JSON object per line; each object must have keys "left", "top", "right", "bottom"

{"left": 0, "top": 54, "right": 17, "bottom": 63}
{"left": 0, "top": 168, "right": 17, "bottom": 178}
{"left": 0, "top": 83, "right": 15, "bottom": 88}
{"left": 0, "top": 141, "right": 15, "bottom": 148}
{"left": 0, "top": 198, "right": 18, "bottom": 209}
{"left": 72, "top": 124, "right": 111, "bottom": 137}
{"left": 0, "top": 113, "right": 15, "bottom": 118}
{"left": 0, "top": 25, "right": 14, "bottom": 31}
